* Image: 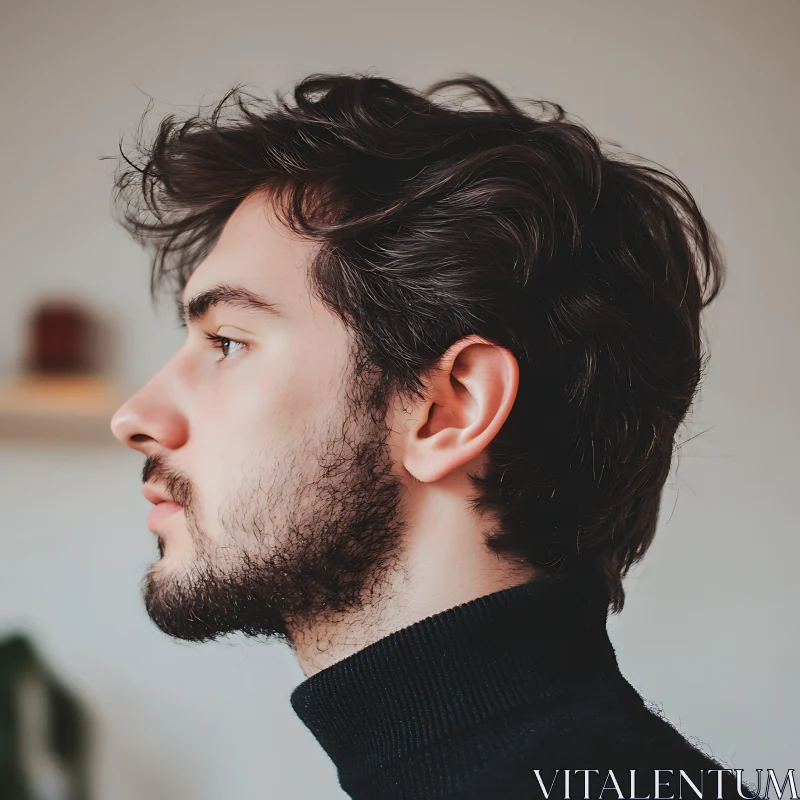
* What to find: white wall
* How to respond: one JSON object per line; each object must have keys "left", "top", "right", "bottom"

{"left": 1, "top": 1, "right": 797, "bottom": 797}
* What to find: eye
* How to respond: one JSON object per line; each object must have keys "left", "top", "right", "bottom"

{"left": 204, "top": 332, "right": 248, "bottom": 361}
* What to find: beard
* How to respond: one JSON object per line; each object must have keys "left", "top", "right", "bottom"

{"left": 140, "top": 363, "right": 408, "bottom": 649}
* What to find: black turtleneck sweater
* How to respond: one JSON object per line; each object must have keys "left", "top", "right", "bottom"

{"left": 290, "top": 569, "right": 756, "bottom": 799}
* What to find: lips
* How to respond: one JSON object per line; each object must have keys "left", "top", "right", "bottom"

{"left": 143, "top": 483, "right": 175, "bottom": 505}
{"left": 143, "top": 483, "right": 183, "bottom": 530}
{"left": 148, "top": 500, "right": 183, "bottom": 530}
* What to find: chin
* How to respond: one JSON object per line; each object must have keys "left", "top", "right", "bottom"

{"left": 149, "top": 550, "right": 186, "bottom": 577}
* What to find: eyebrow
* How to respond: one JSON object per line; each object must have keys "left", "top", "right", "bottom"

{"left": 177, "top": 284, "right": 283, "bottom": 327}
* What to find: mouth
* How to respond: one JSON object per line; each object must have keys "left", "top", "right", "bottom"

{"left": 143, "top": 484, "right": 184, "bottom": 531}
{"left": 147, "top": 500, "right": 183, "bottom": 531}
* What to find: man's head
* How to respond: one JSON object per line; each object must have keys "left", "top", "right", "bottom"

{"left": 111, "top": 73, "right": 723, "bottom": 640}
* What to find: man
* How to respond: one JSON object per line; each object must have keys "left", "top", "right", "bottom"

{"left": 109, "top": 74, "right": 756, "bottom": 799}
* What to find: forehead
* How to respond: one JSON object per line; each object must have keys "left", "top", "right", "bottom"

{"left": 182, "top": 191, "right": 316, "bottom": 302}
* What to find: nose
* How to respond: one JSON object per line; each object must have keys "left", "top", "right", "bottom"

{"left": 110, "top": 370, "right": 189, "bottom": 455}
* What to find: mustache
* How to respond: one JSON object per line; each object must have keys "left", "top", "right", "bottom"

{"left": 142, "top": 454, "right": 195, "bottom": 507}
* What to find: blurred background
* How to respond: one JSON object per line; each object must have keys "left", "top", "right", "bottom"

{"left": 1, "top": 1, "right": 797, "bottom": 798}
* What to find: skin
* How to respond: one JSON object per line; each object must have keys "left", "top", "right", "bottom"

{"left": 110, "top": 190, "right": 538, "bottom": 677}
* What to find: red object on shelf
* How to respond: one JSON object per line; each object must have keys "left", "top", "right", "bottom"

{"left": 28, "top": 301, "right": 93, "bottom": 373}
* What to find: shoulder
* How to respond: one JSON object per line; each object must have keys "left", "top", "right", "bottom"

{"left": 446, "top": 698, "right": 753, "bottom": 799}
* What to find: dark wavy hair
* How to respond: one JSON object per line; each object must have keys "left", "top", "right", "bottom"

{"left": 111, "top": 73, "right": 724, "bottom": 613}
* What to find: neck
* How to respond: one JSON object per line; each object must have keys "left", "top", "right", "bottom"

{"left": 289, "top": 483, "right": 539, "bottom": 676}
{"left": 289, "top": 565, "right": 623, "bottom": 798}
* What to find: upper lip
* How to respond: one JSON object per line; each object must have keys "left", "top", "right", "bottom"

{"left": 143, "top": 484, "right": 179, "bottom": 506}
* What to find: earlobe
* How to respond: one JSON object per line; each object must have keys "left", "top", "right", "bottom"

{"left": 402, "top": 336, "right": 519, "bottom": 484}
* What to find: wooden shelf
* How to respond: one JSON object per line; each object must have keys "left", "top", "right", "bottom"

{"left": 0, "top": 374, "right": 124, "bottom": 444}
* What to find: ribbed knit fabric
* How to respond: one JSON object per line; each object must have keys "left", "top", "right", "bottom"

{"left": 290, "top": 569, "right": 755, "bottom": 799}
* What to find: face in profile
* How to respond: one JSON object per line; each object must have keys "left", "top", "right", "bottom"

{"left": 110, "top": 193, "right": 409, "bottom": 646}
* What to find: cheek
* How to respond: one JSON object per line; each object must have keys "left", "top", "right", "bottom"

{"left": 192, "top": 356, "right": 327, "bottom": 480}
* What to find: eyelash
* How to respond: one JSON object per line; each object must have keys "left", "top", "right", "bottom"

{"left": 204, "top": 332, "right": 248, "bottom": 361}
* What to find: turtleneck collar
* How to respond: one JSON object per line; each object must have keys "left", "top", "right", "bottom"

{"left": 290, "top": 567, "right": 625, "bottom": 795}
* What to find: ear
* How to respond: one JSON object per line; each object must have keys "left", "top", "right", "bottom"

{"left": 400, "top": 335, "right": 519, "bottom": 483}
